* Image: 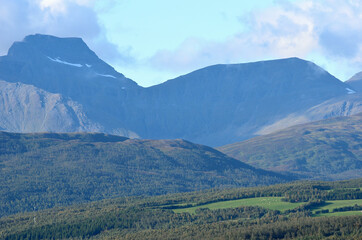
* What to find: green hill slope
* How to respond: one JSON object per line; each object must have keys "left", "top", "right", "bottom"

{"left": 218, "top": 114, "right": 362, "bottom": 180}
{"left": 0, "top": 131, "right": 289, "bottom": 217}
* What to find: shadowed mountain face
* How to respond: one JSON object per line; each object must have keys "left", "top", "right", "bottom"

{"left": 0, "top": 131, "right": 289, "bottom": 217}
{"left": 0, "top": 34, "right": 360, "bottom": 146}
{"left": 218, "top": 113, "right": 362, "bottom": 180}
{"left": 137, "top": 59, "right": 352, "bottom": 146}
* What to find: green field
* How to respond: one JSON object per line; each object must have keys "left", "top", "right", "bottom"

{"left": 173, "top": 197, "right": 304, "bottom": 214}
{"left": 316, "top": 211, "right": 362, "bottom": 217}
{"left": 174, "top": 198, "right": 362, "bottom": 216}
{"left": 312, "top": 199, "right": 362, "bottom": 216}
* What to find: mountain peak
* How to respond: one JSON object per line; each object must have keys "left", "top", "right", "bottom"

{"left": 24, "top": 33, "right": 83, "bottom": 42}
{"left": 7, "top": 34, "right": 99, "bottom": 63}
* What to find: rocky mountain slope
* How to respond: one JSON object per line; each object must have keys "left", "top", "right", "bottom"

{"left": 0, "top": 80, "right": 100, "bottom": 133}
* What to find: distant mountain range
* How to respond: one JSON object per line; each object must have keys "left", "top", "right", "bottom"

{"left": 218, "top": 113, "right": 362, "bottom": 180}
{"left": 0, "top": 34, "right": 362, "bottom": 146}
{"left": 0, "top": 131, "right": 289, "bottom": 217}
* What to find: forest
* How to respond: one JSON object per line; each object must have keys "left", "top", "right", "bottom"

{"left": 1, "top": 178, "right": 361, "bottom": 239}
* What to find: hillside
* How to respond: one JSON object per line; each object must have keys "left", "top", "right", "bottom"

{"left": 218, "top": 114, "right": 362, "bottom": 180}
{"left": 1, "top": 179, "right": 361, "bottom": 239}
{"left": 1, "top": 34, "right": 361, "bottom": 146}
{"left": 0, "top": 131, "right": 289, "bottom": 217}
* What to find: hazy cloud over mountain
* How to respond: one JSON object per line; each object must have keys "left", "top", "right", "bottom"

{"left": 1, "top": 0, "right": 362, "bottom": 85}
{"left": 149, "top": 0, "right": 362, "bottom": 81}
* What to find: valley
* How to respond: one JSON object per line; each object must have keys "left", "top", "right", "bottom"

{"left": 0, "top": 34, "right": 361, "bottom": 239}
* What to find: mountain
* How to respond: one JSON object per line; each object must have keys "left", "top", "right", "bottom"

{"left": 0, "top": 34, "right": 361, "bottom": 146}
{"left": 0, "top": 34, "right": 140, "bottom": 137}
{"left": 0, "top": 131, "right": 289, "bottom": 217}
{"left": 218, "top": 114, "right": 362, "bottom": 180}
{"left": 346, "top": 71, "right": 362, "bottom": 92}
{"left": 136, "top": 58, "right": 355, "bottom": 146}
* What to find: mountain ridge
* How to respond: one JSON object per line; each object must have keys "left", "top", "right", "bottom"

{"left": 0, "top": 34, "right": 361, "bottom": 146}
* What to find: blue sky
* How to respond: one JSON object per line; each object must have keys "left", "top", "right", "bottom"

{"left": 0, "top": 0, "right": 362, "bottom": 86}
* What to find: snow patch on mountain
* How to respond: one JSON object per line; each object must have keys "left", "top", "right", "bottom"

{"left": 47, "top": 56, "right": 83, "bottom": 68}
{"left": 96, "top": 73, "right": 117, "bottom": 79}
{"left": 346, "top": 88, "right": 356, "bottom": 94}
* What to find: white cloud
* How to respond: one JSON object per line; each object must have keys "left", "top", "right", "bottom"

{"left": 149, "top": 0, "right": 362, "bottom": 80}
{"left": 38, "top": 0, "right": 67, "bottom": 14}
{"left": 36, "top": 0, "right": 94, "bottom": 14}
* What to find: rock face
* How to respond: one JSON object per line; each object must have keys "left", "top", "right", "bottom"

{"left": 0, "top": 80, "right": 100, "bottom": 133}
{"left": 0, "top": 34, "right": 361, "bottom": 146}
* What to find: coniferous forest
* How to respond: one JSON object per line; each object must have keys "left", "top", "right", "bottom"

{"left": 1, "top": 179, "right": 361, "bottom": 239}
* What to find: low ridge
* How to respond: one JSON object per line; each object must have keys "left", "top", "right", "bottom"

{"left": 218, "top": 113, "right": 362, "bottom": 180}
{"left": 0, "top": 131, "right": 289, "bottom": 217}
